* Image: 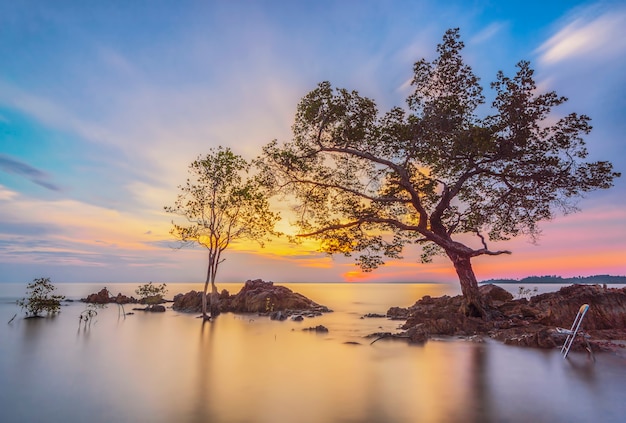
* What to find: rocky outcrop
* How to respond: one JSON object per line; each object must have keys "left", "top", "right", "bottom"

{"left": 386, "top": 284, "right": 626, "bottom": 353}
{"left": 172, "top": 290, "right": 203, "bottom": 313}
{"left": 171, "top": 280, "right": 331, "bottom": 318}
{"left": 513, "top": 284, "right": 626, "bottom": 329}
{"left": 226, "top": 279, "right": 330, "bottom": 314}
{"left": 82, "top": 288, "right": 138, "bottom": 304}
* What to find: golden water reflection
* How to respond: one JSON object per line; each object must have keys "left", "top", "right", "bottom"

{"left": 1, "top": 283, "right": 625, "bottom": 422}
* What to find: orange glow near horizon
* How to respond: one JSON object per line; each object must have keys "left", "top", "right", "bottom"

{"left": 342, "top": 270, "right": 372, "bottom": 282}
{"left": 158, "top": 199, "right": 626, "bottom": 283}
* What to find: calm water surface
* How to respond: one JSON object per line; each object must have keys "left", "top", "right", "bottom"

{"left": 1, "top": 282, "right": 625, "bottom": 423}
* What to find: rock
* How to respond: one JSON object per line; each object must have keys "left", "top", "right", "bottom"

{"left": 303, "top": 325, "right": 329, "bottom": 333}
{"left": 147, "top": 305, "right": 166, "bottom": 312}
{"left": 270, "top": 310, "right": 287, "bottom": 321}
{"left": 82, "top": 288, "right": 138, "bottom": 304}
{"left": 228, "top": 279, "right": 328, "bottom": 313}
{"left": 131, "top": 305, "right": 166, "bottom": 312}
{"left": 406, "top": 324, "right": 429, "bottom": 343}
{"left": 171, "top": 280, "right": 331, "bottom": 320}
{"left": 291, "top": 315, "right": 304, "bottom": 321}
{"left": 172, "top": 291, "right": 203, "bottom": 313}
{"left": 530, "top": 284, "right": 626, "bottom": 330}
{"left": 387, "top": 306, "right": 410, "bottom": 320}
{"left": 479, "top": 284, "right": 514, "bottom": 303}
{"left": 113, "top": 293, "right": 137, "bottom": 304}
{"left": 83, "top": 288, "right": 112, "bottom": 304}
{"left": 363, "top": 313, "right": 386, "bottom": 318}
{"left": 383, "top": 284, "right": 626, "bottom": 351}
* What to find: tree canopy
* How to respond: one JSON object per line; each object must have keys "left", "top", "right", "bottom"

{"left": 260, "top": 28, "right": 620, "bottom": 318}
{"left": 165, "top": 146, "right": 280, "bottom": 319}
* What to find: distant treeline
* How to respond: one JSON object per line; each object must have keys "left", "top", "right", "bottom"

{"left": 481, "top": 275, "right": 626, "bottom": 285}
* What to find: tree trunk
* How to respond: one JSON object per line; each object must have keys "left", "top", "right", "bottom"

{"left": 202, "top": 279, "right": 210, "bottom": 320}
{"left": 209, "top": 281, "right": 220, "bottom": 318}
{"left": 447, "top": 251, "right": 491, "bottom": 320}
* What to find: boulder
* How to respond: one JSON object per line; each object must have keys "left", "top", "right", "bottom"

{"left": 387, "top": 306, "right": 410, "bottom": 320}
{"left": 227, "top": 279, "right": 327, "bottom": 313}
{"left": 172, "top": 290, "right": 203, "bottom": 313}
{"left": 112, "top": 293, "right": 137, "bottom": 304}
{"left": 270, "top": 310, "right": 287, "bottom": 321}
{"left": 83, "top": 288, "right": 111, "bottom": 304}
{"left": 479, "top": 284, "right": 514, "bottom": 303}
{"left": 147, "top": 305, "right": 166, "bottom": 312}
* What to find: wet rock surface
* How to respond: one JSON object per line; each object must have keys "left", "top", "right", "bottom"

{"left": 385, "top": 284, "right": 626, "bottom": 353}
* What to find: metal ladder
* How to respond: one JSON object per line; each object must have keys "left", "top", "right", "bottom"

{"left": 556, "top": 304, "right": 590, "bottom": 359}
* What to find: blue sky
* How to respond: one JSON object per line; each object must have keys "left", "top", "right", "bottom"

{"left": 0, "top": 0, "right": 625, "bottom": 284}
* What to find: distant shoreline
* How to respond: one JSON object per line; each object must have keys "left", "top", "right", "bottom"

{"left": 480, "top": 275, "right": 626, "bottom": 285}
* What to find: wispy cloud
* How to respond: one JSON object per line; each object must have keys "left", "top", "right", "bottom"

{"left": 471, "top": 22, "right": 507, "bottom": 44}
{"left": 536, "top": 7, "right": 626, "bottom": 65}
{"left": 0, "top": 154, "right": 61, "bottom": 191}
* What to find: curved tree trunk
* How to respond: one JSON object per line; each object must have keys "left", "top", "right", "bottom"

{"left": 446, "top": 251, "right": 491, "bottom": 320}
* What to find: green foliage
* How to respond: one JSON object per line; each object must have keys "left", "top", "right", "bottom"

{"left": 165, "top": 147, "right": 281, "bottom": 255}
{"left": 17, "top": 277, "right": 65, "bottom": 317}
{"left": 260, "top": 28, "right": 620, "bottom": 274}
{"left": 135, "top": 282, "right": 168, "bottom": 305}
{"left": 165, "top": 146, "right": 281, "bottom": 318}
{"left": 265, "top": 297, "right": 275, "bottom": 313}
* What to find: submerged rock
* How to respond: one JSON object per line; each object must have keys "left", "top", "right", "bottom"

{"left": 132, "top": 305, "right": 166, "bottom": 313}
{"left": 270, "top": 310, "right": 287, "bottom": 321}
{"left": 362, "top": 313, "right": 386, "bottom": 318}
{"left": 303, "top": 325, "right": 329, "bottom": 333}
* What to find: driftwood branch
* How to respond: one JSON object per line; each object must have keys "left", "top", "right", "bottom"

{"left": 369, "top": 333, "right": 410, "bottom": 345}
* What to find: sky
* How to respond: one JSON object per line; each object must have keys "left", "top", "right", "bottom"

{"left": 0, "top": 0, "right": 625, "bottom": 285}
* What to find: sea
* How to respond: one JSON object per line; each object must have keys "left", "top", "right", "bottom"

{"left": 1, "top": 282, "right": 625, "bottom": 423}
